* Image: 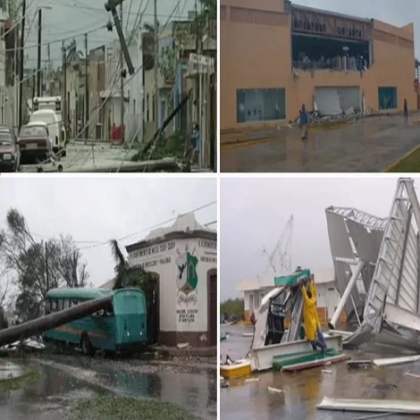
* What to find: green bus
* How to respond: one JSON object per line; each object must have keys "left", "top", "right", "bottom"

{"left": 43, "top": 287, "right": 148, "bottom": 355}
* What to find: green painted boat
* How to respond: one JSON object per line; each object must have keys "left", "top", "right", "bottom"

{"left": 272, "top": 348, "right": 339, "bottom": 370}
{"left": 274, "top": 269, "right": 311, "bottom": 287}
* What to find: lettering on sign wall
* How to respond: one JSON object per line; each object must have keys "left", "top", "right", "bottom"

{"left": 130, "top": 241, "right": 175, "bottom": 269}
{"left": 176, "top": 244, "right": 199, "bottom": 325}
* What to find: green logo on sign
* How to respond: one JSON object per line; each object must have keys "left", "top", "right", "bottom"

{"left": 176, "top": 251, "right": 198, "bottom": 295}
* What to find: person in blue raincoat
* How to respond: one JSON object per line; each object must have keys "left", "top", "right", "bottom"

{"left": 300, "top": 104, "right": 309, "bottom": 140}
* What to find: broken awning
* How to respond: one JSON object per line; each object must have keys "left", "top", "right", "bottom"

{"left": 274, "top": 269, "right": 311, "bottom": 287}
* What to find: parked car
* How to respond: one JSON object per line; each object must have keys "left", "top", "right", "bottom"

{"left": 29, "top": 109, "right": 66, "bottom": 157}
{"left": 0, "top": 126, "right": 19, "bottom": 172}
{"left": 18, "top": 122, "right": 52, "bottom": 164}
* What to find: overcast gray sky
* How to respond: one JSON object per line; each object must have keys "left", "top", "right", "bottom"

{"left": 293, "top": 0, "right": 420, "bottom": 57}
{"left": 23, "top": 0, "right": 195, "bottom": 67}
{"left": 0, "top": 176, "right": 216, "bottom": 299}
{"left": 220, "top": 177, "right": 420, "bottom": 301}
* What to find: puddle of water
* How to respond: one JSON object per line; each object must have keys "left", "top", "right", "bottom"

{"left": 0, "top": 362, "right": 27, "bottom": 381}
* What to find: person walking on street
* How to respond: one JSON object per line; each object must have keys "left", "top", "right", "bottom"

{"left": 300, "top": 104, "right": 309, "bottom": 140}
{"left": 404, "top": 98, "right": 409, "bottom": 121}
{"left": 191, "top": 123, "right": 200, "bottom": 164}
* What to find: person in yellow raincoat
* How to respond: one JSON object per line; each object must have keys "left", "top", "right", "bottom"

{"left": 301, "top": 277, "right": 327, "bottom": 353}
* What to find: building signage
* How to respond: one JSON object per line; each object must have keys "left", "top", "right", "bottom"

{"left": 200, "top": 256, "right": 217, "bottom": 264}
{"left": 199, "top": 240, "right": 216, "bottom": 250}
{"left": 139, "top": 257, "right": 171, "bottom": 269}
{"left": 131, "top": 241, "right": 175, "bottom": 259}
{"left": 177, "top": 308, "right": 198, "bottom": 323}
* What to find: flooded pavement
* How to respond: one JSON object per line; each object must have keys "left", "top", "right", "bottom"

{"left": 220, "top": 325, "right": 420, "bottom": 420}
{"left": 220, "top": 116, "right": 420, "bottom": 172}
{"left": 0, "top": 354, "right": 216, "bottom": 420}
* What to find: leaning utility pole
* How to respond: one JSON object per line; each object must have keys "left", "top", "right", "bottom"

{"left": 18, "top": 0, "right": 26, "bottom": 130}
{"left": 62, "top": 41, "right": 67, "bottom": 129}
{"left": 84, "top": 33, "right": 89, "bottom": 139}
{"left": 154, "top": 0, "right": 159, "bottom": 131}
{"left": 37, "top": 8, "right": 42, "bottom": 97}
{"left": 119, "top": 4, "right": 124, "bottom": 142}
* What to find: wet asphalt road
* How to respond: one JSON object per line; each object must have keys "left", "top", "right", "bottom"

{"left": 0, "top": 354, "right": 216, "bottom": 420}
{"left": 220, "top": 325, "right": 420, "bottom": 420}
{"left": 220, "top": 116, "right": 420, "bottom": 172}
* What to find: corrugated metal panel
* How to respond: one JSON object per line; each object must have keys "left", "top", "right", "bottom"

{"left": 346, "top": 219, "right": 383, "bottom": 264}
{"left": 326, "top": 211, "right": 354, "bottom": 259}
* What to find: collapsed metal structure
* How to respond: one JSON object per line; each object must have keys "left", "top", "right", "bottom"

{"left": 326, "top": 178, "right": 420, "bottom": 351}
{"left": 250, "top": 279, "right": 342, "bottom": 371}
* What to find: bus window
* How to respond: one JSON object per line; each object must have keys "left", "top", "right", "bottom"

{"left": 52, "top": 299, "right": 59, "bottom": 312}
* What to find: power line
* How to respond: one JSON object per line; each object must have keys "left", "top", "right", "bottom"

{"left": 79, "top": 200, "right": 217, "bottom": 250}
{"left": 0, "top": 201, "right": 216, "bottom": 248}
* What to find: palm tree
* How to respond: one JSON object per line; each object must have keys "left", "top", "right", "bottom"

{"left": 109, "top": 239, "right": 128, "bottom": 290}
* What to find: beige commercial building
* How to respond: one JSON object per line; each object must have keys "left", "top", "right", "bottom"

{"left": 220, "top": 0, "right": 416, "bottom": 131}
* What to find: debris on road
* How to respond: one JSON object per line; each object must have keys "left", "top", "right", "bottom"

{"left": 347, "top": 360, "right": 373, "bottom": 370}
{"left": 353, "top": 413, "right": 392, "bottom": 420}
{"left": 372, "top": 355, "right": 420, "bottom": 367}
{"left": 404, "top": 372, "right": 420, "bottom": 379}
{"left": 267, "top": 386, "right": 283, "bottom": 394}
{"left": 317, "top": 397, "right": 420, "bottom": 414}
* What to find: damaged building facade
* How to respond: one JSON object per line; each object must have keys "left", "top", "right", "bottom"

{"left": 125, "top": 214, "right": 217, "bottom": 348}
{"left": 220, "top": 0, "right": 416, "bottom": 130}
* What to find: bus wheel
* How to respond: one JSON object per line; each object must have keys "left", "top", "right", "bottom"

{"left": 81, "top": 333, "right": 95, "bottom": 356}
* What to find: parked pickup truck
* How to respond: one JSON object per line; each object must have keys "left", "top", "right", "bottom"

{"left": 18, "top": 122, "right": 52, "bottom": 164}
{"left": 0, "top": 126, "right": 19, "bottom": 172}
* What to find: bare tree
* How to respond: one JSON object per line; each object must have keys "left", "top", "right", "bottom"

{"left": 0, "top": 208, "right": 89, "bottom": 321}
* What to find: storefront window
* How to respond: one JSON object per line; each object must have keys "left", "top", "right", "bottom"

{"left": 236, "top": 88, "right": 286, "bottom": 123}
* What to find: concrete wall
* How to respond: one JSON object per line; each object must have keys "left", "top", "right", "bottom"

{"left": 127, "top": 237, "right": 217, "bottom": 346}
{"left": 220, "top": 0, "right": 416, "bottom": 130}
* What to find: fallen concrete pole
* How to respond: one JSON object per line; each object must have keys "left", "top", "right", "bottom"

{"left": 0, "top": 296, "right": 111, "bottom": 347}
{"left": 328, "top": 260, "right": 364, "bottom": 329}
{"left": 317, "top": 397, "right": 420, "bottom": 414}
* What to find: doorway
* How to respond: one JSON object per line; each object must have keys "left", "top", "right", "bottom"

{"left": 207, "top": 269, "right": 217, "bottom": 346}
{"left": 147, "top": 273, "right": 160, "bottom": 345}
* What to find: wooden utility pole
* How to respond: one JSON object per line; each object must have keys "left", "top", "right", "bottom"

{"left": 62, "top": 41, "right": 67, "bottom": 129}
{"left": 85, "top": 33, "right": 89, "bottom": 139}
{"left": 154, "top": 0, "right": 159, "bottom": 131}
{"left": 18, "top": 0, "right": 26, "bottom": 130}
{"left": 37, "top": 8, "right": 42, "bottom": 97}
{"left": 47, "top": 43, "right": 51, "bottom": 95}
{"left": 120, "top": 4, "right": 124, "bottom": 141}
